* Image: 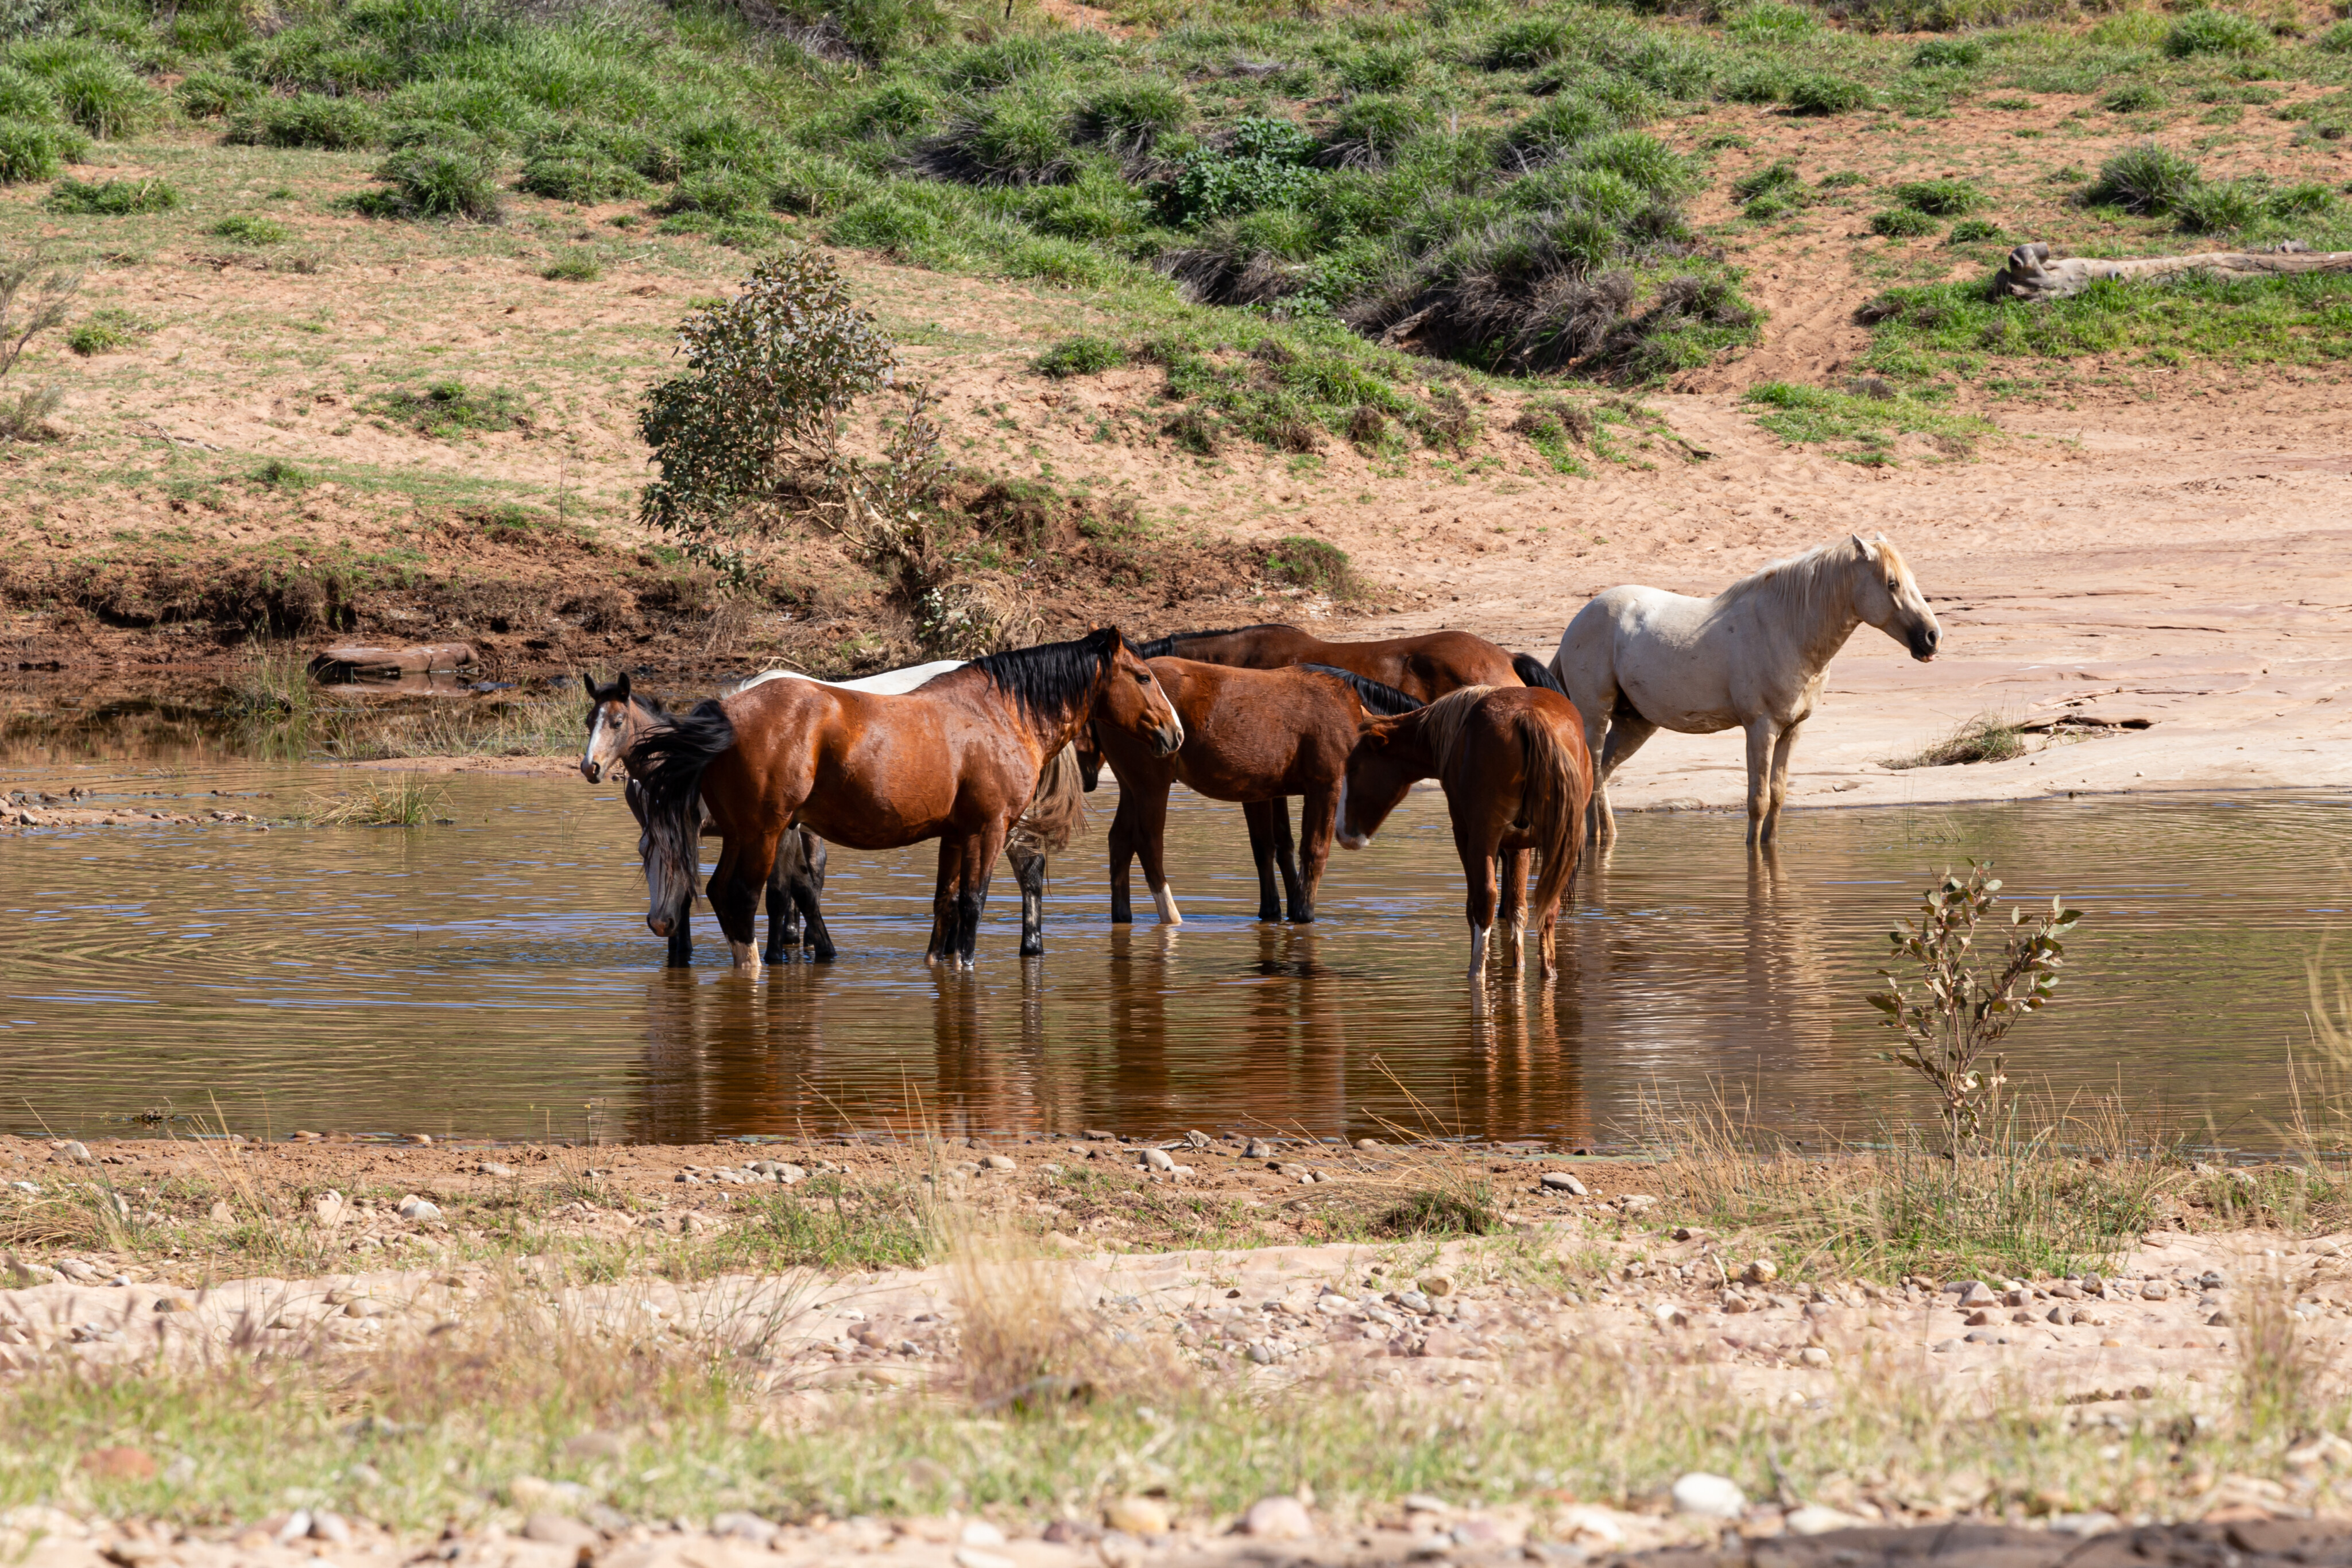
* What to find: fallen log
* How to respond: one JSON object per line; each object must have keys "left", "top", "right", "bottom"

{"left": 1994, "top": 241, "right": 2352, "bottom": 301}
{"left": 308, "top": 642, "right": 478, "bottom": 683}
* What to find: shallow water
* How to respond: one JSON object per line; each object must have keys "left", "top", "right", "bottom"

{"left": 1, "top": 749, "right": 2347, "bottom": 1147}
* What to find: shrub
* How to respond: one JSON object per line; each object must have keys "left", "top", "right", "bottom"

{"left": 2166, "top": 7, "right": 2269, "bottom": 55}
{"left": 2102, "top": 82, "right": 2165, "bottom": 112}
{"left": 212, "top": 214, "right": 288, "bottom": 243}
{"left": 250, "top": 457, "right": 311, "bottom": 490}
{"left": 1573, "top": 131, "right": 1688, "bottom": 195}
{"left": 226, "top": 94, "right": 382, "bottom": 150}
{"left": 176, "top": 70, "right": 260, "bottom": 120}
{"left": 1323, "top": 94, "right": 1426, "bottom": 168}
{"left": 1728, "top": 2, "right": 1816, "bottom": 41}
{"left": 2320, "top": 20, "right": 2352, "bottom": 51}
{"left": 2269, "top": 180, "right": 2335, "bottom": 218}
{"left": 541, "top": 247, "right": 600, "bottom": 281}
{"left": 1263, "top": 535, "right": 1352, "bottom": 592}
{"left": 1163, "top": 144, "right": 1318, "bottom": 223}
{"left": 1891, "top": 177, "right": 1980, "bottom": 215}
{"left": 0, "top": 119, "right": 84, "bottom": 183}
{"left": 842, "top": 80, "right": 938, "bottom": 141}
{"left": 1870, "top": 206, "right": 1938, "bottom": 237}
{"left": 1946, "top": 216, "right": 2002, "bottom": 243}
{"left": 48, "top": 59, "right": 156, "bottom": 139}
{"left": 1074, "top": 78, "right": 1187, "bottom": 157}
{"left": 1035, "top": 335, "right": 1125, "bottom": 377}
{"left": 67, "top": 305, "right": 145, "bottom": 354}
{"left": 2171, "top": 177, "right": 2266, "bottom": 232}
{"left": 1786, "top": 73, "right": 1874, "bottom": 115}
{"left": 2083, "top": 142, "right": 2200, "bottom": 214}
{"left": 637, "top": 249, "right": 898, "bottom": 535}
{"left": 365, "top": 144, "right": 502, "bottom": 220}
{"left": 516, "top": 152, "right": 648, "bottom": 203}
{"left": 1337, "top": 43, "right": 1421, "bottom": 91}
{"left": 0, "top": 65, "right": 60, "bottom": 123}
{"left": 1910, "top": 38, "right": 1984, "bottom": 68}
{"left": 45, "top": 176, "right": 179, "bottom": 214}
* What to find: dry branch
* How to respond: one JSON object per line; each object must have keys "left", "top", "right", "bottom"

{"left": 1995, "top": 240, "right": 2352, "bottom": 301}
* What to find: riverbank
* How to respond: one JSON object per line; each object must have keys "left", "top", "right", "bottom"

{"left": 6, "top": 1128, "right": 2352, "bottom": 1563}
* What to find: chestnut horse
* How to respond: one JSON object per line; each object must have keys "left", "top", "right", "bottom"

{"left": 635, "top": 629, "right": 1182, "bottom": 971}
{"left": 581, "top": 672, "right": 826, "bottom": 966}
{"left": 1337, "top": 685, "right": 1593, "bottom": 979}
{"left": 1130, "top": 622, "right": 1532, "bottom": 909}
{"left": 1083, "top": 660, "right": 1421, "bottom": 926}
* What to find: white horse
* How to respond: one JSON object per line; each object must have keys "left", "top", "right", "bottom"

{"left": 1550, "top": 533, "right": 1941, "bottom": 849}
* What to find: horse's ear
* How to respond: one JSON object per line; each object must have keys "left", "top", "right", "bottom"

{"left": 582, "top": 672, "right": 598, "bottom": 699}
{"left": 616, "top": 671, "right": 632, "bottom": 699}
{"left": 1851, "top": 532, "right": 1878, "bottom": 560}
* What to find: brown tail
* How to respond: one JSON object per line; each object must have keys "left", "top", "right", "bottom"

{"left": 1009, "top": 743, "right": 1087, "bottom": 857}
{"left": 1517, "top": 705, "right": 1592, "bottom": 922}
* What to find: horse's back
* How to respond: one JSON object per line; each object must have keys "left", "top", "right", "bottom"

{"left": 1554, "top": 586, "right": 1709, "bottom": 712}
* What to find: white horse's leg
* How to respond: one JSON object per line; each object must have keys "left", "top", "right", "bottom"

{"left": 1743, "top": 717, "right": 1782, "bottom": 849}
{"left": 1596, "top": 712, "right": 1658, "bottom": 847}
{"left": 729, "top": 939, "right": 762, "bottom": 975}
{"left": 1581, "top": 711, "right": 1615, "bottom": 846}
{"left": 1765, "top": 720, "right": 1804, "bottom": 846}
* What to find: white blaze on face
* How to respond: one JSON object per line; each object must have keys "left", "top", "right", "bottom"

{"left": 582, "top": 707, "right": 607, "bottom": 776}
{"left": 1336, "top": 773, "right": 1370, "bottom": 850}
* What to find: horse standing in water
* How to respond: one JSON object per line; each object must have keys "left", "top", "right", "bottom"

{"left": 1126, "top": 623, "right": 1531, "bottom": 911}
{"left": 1080, "top": 660, "right": 1421, "bottom": 926}
{"left": 1550, "top": 533, "right": 1940, "bottom": 850}
{"left": 581, "top": 673, "right": 826, "bottom": 966}
{"left": 634, "top": 629, "right": 1182, "bottom": 971}
{"left": 1337, "top": 685, "right": 1593, "bottom": 979}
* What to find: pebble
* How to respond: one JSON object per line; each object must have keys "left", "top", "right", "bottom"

{"left": 396, "top": 1195, "right": 442, "bottom": 1222}
{"left": 1720, "top": 1291, "right": 1752, "bottom": 1314}
{"left": 1670, "top": 1473, "right": 1745, "bottom": 1520}
{"left": 1244, "top": 1140, "right": 1274, "bottom": 1159}
{"left": 960, "top": 1521, "right": 1007, "bottom": 1547}
{"left": 1800, "top": 1346, "right": 1832, "bottom": 1368}
{"left": 1241, "top": 1496, "right": 1314, "bottom": 1540}
{"left": 276, "top": 1511, "right": 313, "bottom": 1545}
{"left": 2209, "top": 1310, "right": 2231, "bottom": 1327}
{"left": 1539, "top": 1172, "right": 1588, "bottom": 1195}
{"left": 712, "top": 1512, "right": 779, "bottom": 1547}
{"left": 1355, "top": 1138, "right": 1383, "bottom": 1151}
{"left": 309, "top": 1512, "right": 351, "bottom": 1546}
{"left": 1958, "top": 1281, "right": 1997, "bottom": 1307}
{"left": 54, "top": 1141, "right": 92, "bottom": 1166}
{"left": 1786, "top": 1505, "right": 1864, "bottom": 1536}
{"left": 1418, "top": 1275, "right": 1454, "bottom": 1298}
{"left": 980, "top": 1155, "right": 1017, "bottom": 1172}
{"left": 1097, "top": 1530, "right": 1142, "bottom": 1568}
{"left": 1395, "top": 1291, "right": 1433, "bottom": 1314}
{"left": 521, "top": 1514, "right": 598, "bottom": 1550}
{"left": 1104, "top": 1496, "right": 1169, "bottom": 1536}
{"left": 1142, "top": 1148, "right": 1175, "bottom": 1172}
{"left": 1652, "top": 1303, "right": 1689, "bottom": 1330}
{"left": 2142, "top": 1280, "right": 2171, "bottom": 1301}
{"left": 1620, "top": 1194, "right": 1656, "bottom": 1215}
{"left": 1964, "top": 1309, "right": 1992, "bottom": 1326}
{"left": 1742, "top": 1259, "right": 1778, "bottom": 1285}
{"left": 478, "top": 1162, "right": 516, "bottom": 1179}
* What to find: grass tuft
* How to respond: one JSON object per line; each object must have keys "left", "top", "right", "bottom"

{"left": 44, "top": 175, "right": 179, "bottom": 214}
{"left": 1883, "top": 711, "right": 2029, "bottom": 769}
{"left": 300, "top": 775, "right": 450, "bottom": 826}
{"left": 540, "top": 247, "right": 601, "bottom": 282}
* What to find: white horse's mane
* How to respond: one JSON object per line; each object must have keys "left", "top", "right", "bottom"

{"left": 1713, "top": 534, "right": 1890, "bottom": 619}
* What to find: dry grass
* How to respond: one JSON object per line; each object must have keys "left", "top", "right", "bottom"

{"left": 1881, "top": 711, "right": 2031, "bottom": 770}
{"left": 298, "top": 775, "right": 450, "bottom": 826}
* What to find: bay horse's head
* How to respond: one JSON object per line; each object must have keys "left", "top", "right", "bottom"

{"left": 579, "top": 671, "right": 644, "bottom": 783}
{"left": 1336, "top": 713, "right": 1422, "bottom": 851}
{"left": 1850, "top": 533, "right": 1941, "bottom": 662}
{"left": 1089, "top": 631, "right": 1184, "bottom": 759}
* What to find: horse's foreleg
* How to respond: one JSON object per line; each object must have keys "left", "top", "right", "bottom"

{"left": 1294, "top": 787, "right": 1337, "bottom": 926}
{"left": 666, "top": 905, "right": 693, "bottom": 967}
{"left": 1765, "top": 720, "right": 1804, "bottom": 847}
{"left": 1008, "top": 841, "right": 1047, "bottom": 958}
{"left": 789, "top": 830, "right": 836, "bottom": 963}
{"left": 763, "top": 833, "right": 799, "bottom": 965}
{"left": 1743, "top": 717, "right": 1781, "bottom": 850}
{"left": 1107, "top": 795, "right": 1140, "bottom": 926}
{"left": 710, "top": 835, "right": 772, "bottom": 975}
{"left": 1243, "top": 800, "right": 1284, "bottom": 923}
{"left": 1132, "top": 785, "right": 1181, "bottom": 926}
{"left": 1593, "top": 710, "right": 1657, "bottom": 850}
{"left": 1270, "top": 797, "right": 1306, "bottom": 923}
{"left": 1498, "top": 847, "right": 1528, "bottom": 975}
{"left": 925, "top": 840, "right": 961, "bottom": 965}
{"left": 1581, "top": 711, "right": 1613, "bottom": 847}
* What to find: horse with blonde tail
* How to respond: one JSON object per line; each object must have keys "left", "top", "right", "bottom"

{"left": 1550, "top": 532, "right": 1941, "bottom": 851}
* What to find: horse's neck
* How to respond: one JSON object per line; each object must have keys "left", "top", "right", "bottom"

{"left": 1388, "top": 718, "right": 1444, "bottom": 783}
{"left": 617, "top": 701, "right": 673, "bottom": 775}
{"left": 1732, "top": 563, "right": 1864, "bottom": 682}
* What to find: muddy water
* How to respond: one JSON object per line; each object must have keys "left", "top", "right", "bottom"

{"left": 1, "top": 755, "right": 2345, "bottom": 1147}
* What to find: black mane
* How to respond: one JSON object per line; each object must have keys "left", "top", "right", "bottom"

{"left": 1130, "top": 622, "right": 1299, "bottom": 660}
{"left": 1298, "top": 664, "right": 1422, "bottom": 717}
{"left": 970, "top": 627, "right": 1123, "bottom": 718}
{"left": 1510, "top": 652, "right": 1568, "bottom": 696}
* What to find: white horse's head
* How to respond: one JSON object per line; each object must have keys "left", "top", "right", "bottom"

{"left": 1848, "top": 533, "right": 1941, "bottom": 662}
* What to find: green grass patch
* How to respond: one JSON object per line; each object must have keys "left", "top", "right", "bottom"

{"left": 540, "top": 247, "right": 601, "bottom": 282}
{"left": 1883, "top": 711, "right": 2029, "bottom": 769}
{"left": 66, "top": 306, "right": 151, "bottom": 355}
{"left": 365, "top": 381, "right": 531, "bottom": 438}
{"left": 1743, "top": 381, "right": 1991, "bottom": 466}
{"left": 1035, "top": 335, "right": 1126, "bottom": 377}
{"left": 211, "top": 213, "right": 288, "bottom": 245}
{"left": 1262, "top": 535, "right": 1353, "bottom": 594}
{"left": 43, "top": 174, "right": 179, "bottom": 214}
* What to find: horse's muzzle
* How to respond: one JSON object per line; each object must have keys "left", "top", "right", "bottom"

{"left": 581, "top": 759, "right": 603, "bottom": 782}
{"left": 1908, "top": 625, "right": 1941, "bottom": 661}
{"left": 1153, "top": 722, "right": 1183, "bottom": 758}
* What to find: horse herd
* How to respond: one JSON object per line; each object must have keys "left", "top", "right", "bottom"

{"left": 577, "top": 532, "right": 1942, "bottom": 979}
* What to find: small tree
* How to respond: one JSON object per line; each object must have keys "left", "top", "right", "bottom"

{"left": 0, "top": 249, "right": 79, "bottom": 440}
{"left": 1868, "top": 862, "right": 2079, "bottom": 1148}
{"left": 637, "top": 249, "right": 899, "bottom": 548}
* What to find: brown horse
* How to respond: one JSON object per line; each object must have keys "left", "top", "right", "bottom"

{"left": 580, "top": 673, "right": 826, "bottom": 966}
{"left": 635, "top": 629, "right": 1181, "bottom": 971}
{"left": 1336, "top": 685, "right": 1593, "bottom": 979}
{"left": 1082, "top": 660, "right": 1421, "bottom": 926}
{"left": 1129, "top": 622, "right": 1549, "bottom": 911}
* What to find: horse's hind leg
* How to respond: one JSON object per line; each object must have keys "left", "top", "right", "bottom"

{"left": 1243, "top": 800, "right": 1284, "bottom": 923}
{"left": 763, "top": 834, "right": 799, "bottom": 965}
{"left": 1593, "top": 708, "right": 1657, "bottom": 849}
{"left": 956, "top": 825, "right": 1007, "bottom": 966}
{"left": 1498, "top": 847, "right": 1528, "bottom": 975}
{"left": 710, "top": 834, "right": 775, "bottom": 974}
{"left": 1764, "top": 719, "right": 1804, "bottom": 847}
{"left": 1008, "top": 842, "right": 1047, "bottom": 958}
{"left": 1456, "top": 823, "right": 1499, "bottom": 981}
{"left": 1108, "top": 792, "right": 1142, "bottom": 926}
{"left": 1293, "top": 785, "right": 1337, "bottom": 925}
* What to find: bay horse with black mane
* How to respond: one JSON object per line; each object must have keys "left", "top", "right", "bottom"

{"left": 1124, "top": 621, "right": 1549, "bottom": 911}
{"left": 1082, "top": 660, "right": 1422, "bottom": 926}
{"left": 580, "top": 672, "right": 827, "bottom": 966}
{"left": 634, "top": 628, "right": 1182, "bottom": 971}
{"left": 1337, "top": 684, "right": 1593, "bottom": 980}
